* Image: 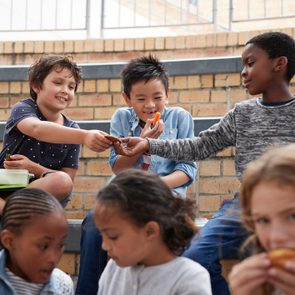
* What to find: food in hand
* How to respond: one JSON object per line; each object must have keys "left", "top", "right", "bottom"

{"left": 105, "top": 135, "right": 122, "bottom": 143}
{"left": 268, "top": 248, "right": 295, "bottom": 268}
{"left": 152, "top": 112, "right": 161, "bottom": 125}
{"left": 5, "top": 153, "right": 11, "bottom": 161}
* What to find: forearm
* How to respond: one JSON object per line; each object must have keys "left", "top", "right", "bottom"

{"left": 112, "top": 154, "right": 142, "bottom": 174}
{"left": 160, "top": 170, "right": 190, "bottom": 189}
{"left": 28, "top": 121, "right": 87, "bottom": 144}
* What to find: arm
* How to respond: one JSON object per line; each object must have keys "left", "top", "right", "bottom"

{"left": 4, "top": 154, "right": 77, "bottom": 180}
{"left": 117, "top": 109, "right": 236, "bottom": 161}
{"left": 17, "top": 117, "right": 112, "bottom": 152}
{"left": 160, "top": 109, "right": 197, "bottom": 189}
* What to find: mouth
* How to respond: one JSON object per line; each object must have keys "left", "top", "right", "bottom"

{"left": 56, "top": 96, "right": 68, "bottom": 102}
{"left": 242, "top": 80, "right": 251, "bottom": 88}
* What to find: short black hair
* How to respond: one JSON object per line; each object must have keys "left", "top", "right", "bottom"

{"left": 121, "top": 54, "right": 169, "bottom": 98}
{"left": 246, "top": 32, "right": 295, "bottom": 82}
{"left": 96, "top": 169, "right": 197, "bottom": 256}
{"left": 28, "top": 54, "right": 82, "bottom": 100}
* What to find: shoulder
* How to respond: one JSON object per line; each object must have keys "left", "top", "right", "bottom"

{"left": 163, "top": 107, "right": 192, "bottom": 122}
{"left": 233, "top": 98, "right": 258, "bottom": 110}
{"left": 49, "top": 268, "right": 74, "bottom": 294}
{"left": 173, "top": 257, "right": 209, "bottom": 274}
{"left": 11, "top": 98, "right": 36, "bottom": 110}
{"left": 112, "top": 107, "right": 134, "bottom": 118}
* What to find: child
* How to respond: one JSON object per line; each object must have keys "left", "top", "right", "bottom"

{"left": 0, "top": 187, "right": 73, "bottom": 294}
{"left": 0, "top": 55, "right": 112, "bottom": 213}
{"left": 95, "top": 168, "right": 211, "bottom": 295}
{"left": 75, "top": 54, "right": 197, "bottom": 295}
{"left": 229, "top": 144, "right": 295, "bottom": 295}
{"left": 115, "top": 32, "right": 295, "bottom": 295}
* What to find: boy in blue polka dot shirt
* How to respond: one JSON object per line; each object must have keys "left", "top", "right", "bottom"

{"left": 0, "top": 55, "right": 113, "bottom": 213}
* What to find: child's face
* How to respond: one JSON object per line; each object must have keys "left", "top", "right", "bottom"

{"left": 251, "top": 181, "right": 295, "bottom": 251}
{"left": 123, "top": 78, "right": 168, "bottom": 122}
{"left": 32, "top": 67, "right": 76, "bottom": 112}
{"left": 94, "top": 203, "right": 153, "bottom": 267}
{"left": 6, "top": 212, "right": 67, "bottom": 283}
{"left": 241, "top": 43, "right": 278, "bottom": 96}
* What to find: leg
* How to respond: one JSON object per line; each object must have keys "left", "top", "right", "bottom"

{"left": 75, "top": 210, "right": 108, "bottom": 295}
{"left": 183, "top": 198, "right": 249, "bottom": 295}
{"left": 28, "top": 171, "right": 73, "bottom": 202}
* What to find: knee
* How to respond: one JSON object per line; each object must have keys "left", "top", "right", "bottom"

{"left": 50, "top": 171, "right": 73, "bottom": 198}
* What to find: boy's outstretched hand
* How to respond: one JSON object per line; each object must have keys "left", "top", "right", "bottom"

{"left": 84, "top": 130, "right": 113, "bottom": 152}
{"left": 113, "top": 137, "right": 150, "bottom": 157}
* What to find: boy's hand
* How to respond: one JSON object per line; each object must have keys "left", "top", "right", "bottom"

{"left": 113, "top": 137, "right": 150, "bottom": 157}
{"left": 140, "top": 119, "right": 164, "bottom": 139}
{"left": 84, "top": 130, "right": 113, "bottom": 152}
{"left": 267, "top": 259, "right": 295, "bottom": 295}
{"left": 229, "top": 253, "right": 270, "bottom": 295}
{"left": 4, "top": 154, "right": 34, "bottom": 171}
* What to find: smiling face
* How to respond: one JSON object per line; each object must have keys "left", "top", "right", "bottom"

{"left": 241, "top": 43, "right": 280, "bottom": 96}
{"left": 94, "top": 202, "right": 154, "bottom": 267}
{"left": 122, "top": 78, "right": 168, "bottom": 123}
{"left": 5, "top": 212, "right": 68, "bottom": 283}
{"left": 32, "top": 67, "right": 76, "bottom": 113}
{"left": 251, "top": 181, "right": 295, "bottom": 251}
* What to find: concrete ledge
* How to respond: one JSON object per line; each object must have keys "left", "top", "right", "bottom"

{"left": 0, "top": 56, "right": 242, "bottom": 81}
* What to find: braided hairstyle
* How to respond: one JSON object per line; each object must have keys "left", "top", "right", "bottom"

{"left": 96, "top": 168, "right": 198, "bottom": 256}
{"left": 1, "top": 188, "right": 64, "bottom": 236}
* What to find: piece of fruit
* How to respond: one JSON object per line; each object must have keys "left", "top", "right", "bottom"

{"left": 152, "top": 112, "right": 161, "bottom": 125}
{"left": 5, "top": 153, "right": 11, "bottom": 161}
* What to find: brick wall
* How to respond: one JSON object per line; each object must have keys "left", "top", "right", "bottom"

{"left": 1, "top": 27, "right": 295, "bottom": 276}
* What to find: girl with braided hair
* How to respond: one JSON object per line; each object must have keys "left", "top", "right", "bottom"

{"left": 0, "top": 188, "right": 73, "bottom": 294}
{"left": 94, "top": 169, "right": 211, "bottom": 295}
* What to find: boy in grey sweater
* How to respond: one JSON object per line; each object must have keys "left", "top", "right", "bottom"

{"left": 115, "top": 31, "right": 295, "bottom": 295}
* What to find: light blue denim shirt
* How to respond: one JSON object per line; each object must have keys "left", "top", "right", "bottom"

{"left": 109, "top": 106, "right": 197, "bottom": 197}
{"left": 0, "top": 250, "right": 74, "bottom": 295}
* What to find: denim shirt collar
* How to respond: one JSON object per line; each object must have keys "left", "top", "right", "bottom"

{"left": 0, "top": 249, "right": 59, "bottom": 294}
{"left": 129, "top": 107, "right": 168, "bottom": 136}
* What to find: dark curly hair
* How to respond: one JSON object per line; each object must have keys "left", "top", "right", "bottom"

{"left": 121, "top": 54, "right": 169, "bottom": 98}
{"left": 96, "top": 169, "right": 197, "bottom": 256}
{"left": 247, "top": 32, "right": 295, "bottom": 82}
{"left": 28, "top": 54, "right": 82, "bottom": 100}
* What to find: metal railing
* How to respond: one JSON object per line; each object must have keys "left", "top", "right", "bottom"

{"left": 0, "top": 0, "right": 294, "bottom": 40}
{"left": 0, "top": 0, "right": 88, "bottom": 32}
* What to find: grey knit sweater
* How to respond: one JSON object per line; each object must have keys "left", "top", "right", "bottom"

{"left": 149, "top": 98, "right": 295, "bottom": 180}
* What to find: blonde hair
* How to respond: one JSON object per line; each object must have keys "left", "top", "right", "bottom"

{"left": 241, "top": 143, "right": 295, "bottom": 232}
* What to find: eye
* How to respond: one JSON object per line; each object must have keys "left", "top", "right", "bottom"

{"left": 154, "top": 96, "right": 162, "bottom": 100}
{"left": 108, "top": 235, "right": 118, "bottom": 241}
{"left": 68, "top": 85, "right": 75, "bottom": 90}
{"left": 253, "top": 217, "right": 269, "bottom": 225}
{"left": 247, "top": 61, "right": 254, "bottom": 67}
{"left": 287, "top": 212, "right": 295, "bottom": 221}
{"left": 38, "top": 244, "right": 49, "bottom": 251}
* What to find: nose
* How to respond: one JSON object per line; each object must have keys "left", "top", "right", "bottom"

{"left": 269, "top": 221, "right": 289, "bottom": 248}
{"left": 101, "top": 238, "right": 110, "bottom": 251}
{"left": 241, "top": 66, "right": 247, "bottom": 78}
{"left": 144, "top": 99, "right": 155, "bottom": 109}
{"left": 47, "top": 249, "right": 61, "bottom": 265}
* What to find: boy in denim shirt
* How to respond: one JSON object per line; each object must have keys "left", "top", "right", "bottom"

{"left": 76, "top": 55, "right": 197, "bottom": 295}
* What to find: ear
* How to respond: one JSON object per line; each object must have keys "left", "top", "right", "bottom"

{"left": 122, "top": 91, "right": 132, "bottom": 107}
{"left": 31, "top": 83, "right": 41, "bottom": 94}
{"left": 1, "top": 229, "right": 16, "bottom": 251}
{"left": 274, "top": 56, "right": 288, "bottom": 72}
{"left": 144, "top": 221, "right": 160, "bottom": 240}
